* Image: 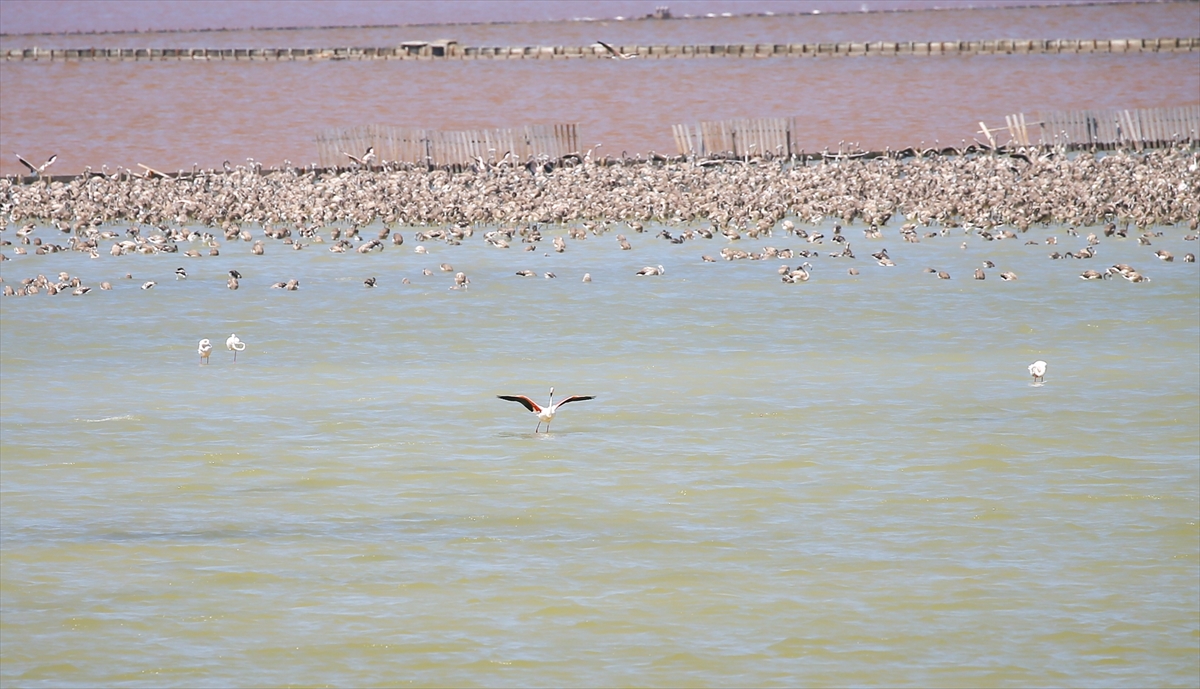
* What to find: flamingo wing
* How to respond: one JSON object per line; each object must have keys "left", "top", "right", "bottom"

{"left": 597, "top": 40, "right": 619, "bottom": 57}
{"left": 498, "top": 395, "right": 542, "bottom": 412}
{"left": 552, "top": 395, "right": 595, "bottom": 410}
{"left": 16, "top": 155, "right": 37, "bottom": 174}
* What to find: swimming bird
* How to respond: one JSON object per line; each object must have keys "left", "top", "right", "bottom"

{"left": 999, "top": 271, "right": 1017, "bottom": 281}
{"left": 364, "top": 277, "right": 376, "bottom": 288}
{"left": 226, "top": 333, "right": 246, "bottom": 362}
{"left": 636, "top": 264, "right": 665, "bottom": 276}
{"left": 974, "top": 268, "right": 985, "bottom": 280}
{"left": 228, "top": 276, "right": 239, "bottom": 290}
{"left": 175, "top": 267, "right": 187, "bottom": 280}
{"left": 198, "top": 338, "right": 212, "bottom": 364}
{"left": 1028, "top": 360, "right": 1047, "bottom": 383}
{"left": 582, "top": 273, "right": 592, "bottom": 282}
{"left": 497, "top": 387, "right": 595, "bottom": 433}
{"left": 141, "top": 280, "right": 156, "bottom": 289}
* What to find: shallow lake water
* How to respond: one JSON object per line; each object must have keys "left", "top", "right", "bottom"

{"left": 2, "top": 215, "right": 1197, "bottom": 686}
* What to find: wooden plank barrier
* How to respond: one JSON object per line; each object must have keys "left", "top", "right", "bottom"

{"left": 4, "top": 36, "right": 1198, "bottom": 62}
{"left": 979, "top": 105, "right": 1200, "bottom": 150}
{"left": 681, "top": 106, "right": 1198, "bottom": 158}
{"left": 316, "top": 123, "right": 579, "bottom": 167}
{"left": 674, "top": 117, "right": 800, "bottom": 157}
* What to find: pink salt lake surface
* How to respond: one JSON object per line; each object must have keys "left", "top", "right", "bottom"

{"left": 0, "top": 1, "right": 1196, "bottom": 176}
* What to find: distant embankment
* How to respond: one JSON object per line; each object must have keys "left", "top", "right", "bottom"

{"left": 3, "top": 37, "right": 1198, "bottom": 62}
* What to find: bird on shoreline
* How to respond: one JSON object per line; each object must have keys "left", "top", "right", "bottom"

{"left": 16, "top": 153, "right": 57, "bottom": 176}
{"left": 498, "top": 387, "right": 595, "bottom": 433}
{"left": 343, "top": 146, "right": 376, "bottom": 167}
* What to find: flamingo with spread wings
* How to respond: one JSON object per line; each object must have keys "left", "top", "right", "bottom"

{"left": 498, "top": 387, "right": 595, "bottom": 433}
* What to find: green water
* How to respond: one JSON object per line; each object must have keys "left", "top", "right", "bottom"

{"left": 2, "top": 219, "right": 1197, "bottom": 687}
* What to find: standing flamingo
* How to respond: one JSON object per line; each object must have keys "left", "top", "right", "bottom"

{"left": 1028, "top": 360, "right": 1047, "bottom": 384}
{"left": 498, "top": 387, "right": 595, "bottom": 433}
{"left": 198, "top": 339, "right": 212, "bottom": 364}
{"left": 226, "top": 333, "right": 246, "bottom": 362}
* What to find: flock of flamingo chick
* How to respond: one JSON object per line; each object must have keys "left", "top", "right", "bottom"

{"left": 5, "top": 147, "right": 1196, "bottom": 430}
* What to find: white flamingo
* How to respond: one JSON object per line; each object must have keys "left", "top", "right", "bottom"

{"left": 198, "top": 338, "right": 213, "bottom": 364}
{"left": 1028, "top": 360, "right": 1047, "bottom": 384}
{"left": 498, "top": 387, "right": 595, "bottom": 433}
{"left": 226, "top": 333, "right": 246, "bottom": 362}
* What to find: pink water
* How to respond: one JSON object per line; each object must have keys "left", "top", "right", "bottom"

{"left": 0, "top": 1, "right": 1196, "bottom": 176}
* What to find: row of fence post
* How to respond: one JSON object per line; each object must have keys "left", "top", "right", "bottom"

{"left": 4, "top": 37, "right": 1198, "bottom": 61}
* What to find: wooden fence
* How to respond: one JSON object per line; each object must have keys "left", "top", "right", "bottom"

{"left": 316, "top": 123, "right": 579, "bottom": 167}
{"left": 678, "top": 106, "right": 1200, "bottom": 157}
{"left": 4, "top": 37, "right": 1198, "bottom": 62}
{"left": 672, "top": 118, "right": 795, "bottom": 157}
{"left": 980, "top": 106, "right": 1200, "bottom": 150}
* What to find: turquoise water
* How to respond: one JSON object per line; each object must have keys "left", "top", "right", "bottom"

{"left": 2, "top": 218, "right": 1198, "bottom": 686}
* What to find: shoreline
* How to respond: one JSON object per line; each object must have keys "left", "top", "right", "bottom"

{"left": 3, "top": 147, "right": 1195, "bottom": 231}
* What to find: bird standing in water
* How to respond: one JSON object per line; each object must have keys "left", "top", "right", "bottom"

{"left": 498, "top": 387, "right": 595, "bottom": 433}
{"left": 226, "top": 333, "right": 246, "bottom": 362}
{"left": 1028, "top": 360, "right": 1047, "bottom": 384}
